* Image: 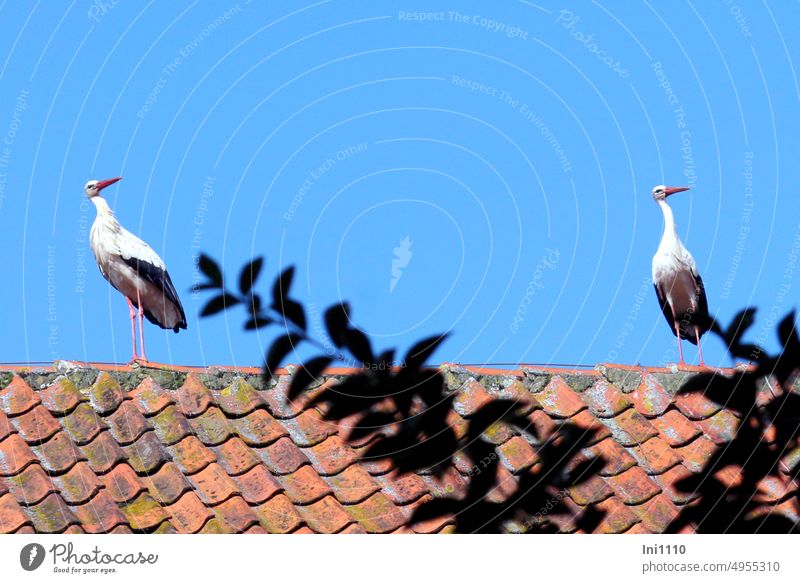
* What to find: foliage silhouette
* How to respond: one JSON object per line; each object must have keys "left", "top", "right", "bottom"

{"left": 666, "top": 309, "right": 800, "bottom": 533}
{"left": 196, "top": 255, "right": 606, "bottom": 532}
{"left": 197, "top": 255, "right": 800, "bottom": 533}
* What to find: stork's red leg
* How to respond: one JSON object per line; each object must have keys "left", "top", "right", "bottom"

{"left": 674, "top": 322, "right": 685, "bottom": 367}
{"left": 136, "top": 289, "right": 148, "bottom": 362}
{"left": 695, "top": 329, "right": 706, "bottom": 367}
{"left": 125, "top": 297, "right": 138, "bottom": 362}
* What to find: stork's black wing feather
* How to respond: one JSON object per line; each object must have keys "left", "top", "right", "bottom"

{"left": 122, "top": 257, "right": 187, "bottom": 332}
{"left": 653, "top": 282, "right": 677, "bottom": 337}
{"left": 691, "top": 270, "right": 711, "bottom": 332}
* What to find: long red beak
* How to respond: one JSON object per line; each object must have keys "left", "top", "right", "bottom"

{"left": 97, "top": 177, "right": 122, "bottom": 191}
{"left": 664, "top": 186, "right": 689, "bottom": 196}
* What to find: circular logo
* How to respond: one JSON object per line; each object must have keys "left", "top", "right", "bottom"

{"left": 20, "top": 543, "right": 46, "bottom": 571}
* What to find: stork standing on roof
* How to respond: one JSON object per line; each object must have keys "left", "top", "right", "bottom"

{"left": 86, "top": 177, "right": 186, "bottom": 362}
{"left": 651, "top": 185, "right": 710, "bottom": 368}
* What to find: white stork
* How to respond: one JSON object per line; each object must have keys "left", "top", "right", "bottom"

{"left": 87, "top": 177, "right": 186, "bottom": 362}
{"left": 651, "top": 185, "right": 710, "bottom": 368}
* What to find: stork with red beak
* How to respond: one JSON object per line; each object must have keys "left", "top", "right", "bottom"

{"left": 651, "top": 185, "right": 710, "bottom": 368}
{"left": 86, "top": 177, "right": 186, "bottom": 362}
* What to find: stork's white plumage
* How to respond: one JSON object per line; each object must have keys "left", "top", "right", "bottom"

{"left": 651, "top": 184, "right": 710, "bottom": 368}
{"left": 87, "top": 177, "right": 186, "bottom": 362}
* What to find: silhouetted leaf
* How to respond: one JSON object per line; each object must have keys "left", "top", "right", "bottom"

{"left": 244, "top": 316, "right": 273, "bottom": 330}
{"left": 192, "top": 282, "right": 220, "bottom": 292}
{"left": 239, "top": 257, "right": 264, "bottom": 295}
{"left": 348, "top": 411, "right": 397, "bottom": 441}
{"left": 263, "top": 333, "right": 302, "bottom": 384}
{"left": 324, "top": 302, "right": 350, "bottom": 348}
{"left": 725, "top": 308, "right": 757, "bottom": 349}
{"left": 279, "top": 299, "right": 306, "bottom": 331}
{"left": 200, "top": 293, "right": 240, "bottom": 316}
{"left": 289, "top": 356, "right": 334, "bottom": 400}
{"left": 467, "top": 400, "right": 529, "bottom": 441}
{"left": 198, "top": 254, "right": 223, "bottom": 286}
{"left": 409, "top": 497, "right": 459, "bottom": 525}
{"left": 272, "top": 266, "right": 295, "bottom": 304}
{"left": 405, "top": 333, "right": 449, "bottom": 371}
{"left": 344, "top": 327, "right": 373, "bottom": 364}
{"left": 777, "top": 311, "right": 799, "bottom": 352}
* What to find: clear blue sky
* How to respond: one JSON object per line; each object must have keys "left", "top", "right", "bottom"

{"left": 1, "top": 1, "right": 798, "bottom": 368}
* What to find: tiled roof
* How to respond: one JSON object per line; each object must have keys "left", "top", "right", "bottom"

{"left": 0, "top": 363, "right": 796, "bottom": 533}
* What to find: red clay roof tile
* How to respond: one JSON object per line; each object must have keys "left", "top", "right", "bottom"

{"left": 105, "top": 401, "right": 150, "bottom": 445}
{"left": 674, "top": 436, "right": 717, "bottom": 473}
{"left": 0, "top": 433, "right": 39, "bottom": 476}
{"left": 61, "top": 403, "right": 106, "bottom": 445}
{"left": 256, "top": 436, "right": 309, "bottom": 475}
{"left": 5, "top": 463, "right": 55, "bottom": 505}
{"left": 452, "top": 378, "right": 494, "bottom": 417}
{"left": 187, "top": 463, "right": 240, "bottom": 505}
{"left": 232, "top": 464, "right": 282, "bottom": 505}
{"left": 568, "top": 409, "right": 613, "bottom": 444}
{"left": 629, "top": 374, "right": 673, "bottom": 417}
{"left": 149, "top": 405, "right": 193, "bottom": 446}
{"left": 497, "top": 435, "right": 538, "bottom": 474}
{"left": 140, "top": 462, "right": 192, "bottom": 505}
{"left": 39, "top": 378, "right": 82, "bottom": 415}
{"left": 211, "top": 495, "right": 260, "bottom": 532}
{"left": 296, "top": 495, "right": 353, "bottom": 533}
{"left": 606, "top": 466, "right": 662, "bottom": 505}
{"left": 327, "top": 464, "right": 382, "bottom": 504}
{"left": 10, "top": 405, "right": 61, "bottom": 444}
{"left": 256, "top": 493, "right": 304, "bottom": 533}
{"left": 601, "top": 408, "right": 659, "bottom": 446}
{"left": 532, "top": 377, "right": 587, "bottom": 418}
{"left": 188, "top": 406, "right": 234, "bottom": 446}
{"left": 175, "top": 374, "right": 214, "bottom": 417}
{"left": 697, "top": 409, "right": 740, "bottom": 445}
{"left": 101, "top": 464, "right": 146, "bottom": 503}
{"left": 0, "top": 493, "right": 30, "bottom": 533}
{"left": 279, "top": 465, "right": 334, "bottom": 505}
{"left": 79, "top": 431, "right": 126, "bottom": 473}
{"left": 129, "top": 377, "right": 174, "bottom": 416}
{"left": 51, "top": 461, "right": 101, "bottom": 504}
{"left": 168, "top": 436, "right": 215, "bottom": 475}
{"left": 87, "top": 373, "right": 125, "bottom": 415}
{"left": 580, "top": 379, "right": 632, "bottom": 418}
{"left": 230, "top": 408, "right": 288, "bottom": 446}
{"left": 121, "top": 431, "right": 169, "bottom": 474}
{"left": 0, "top": 376, "right": 40, "bottom": 416}
{"left": 0, "top": 366, "right": 748, "bottom": 534}
{"left": 119, "top": 491, "right": 169, "bottom": 531}
{"left": 628, "top": 436, "right": 682, "bottom": 475}
{"left": 165, "top": 491, "right": 213, "bottom": 533}
{"left": 651, "top": 409, "right": 702, "bottom": 446}
{"left": 347, "top": 491, "right": 407, "bottom": 533}
{"left": 377, "top": 470, "right": 427, "bottom": 505}
{"left": 305, "top": 435, "right": 359, "bottom": 476}
{"left": 674, "top": 391, "right": 723, "bottom": 420}
{"left": 212, "top": 437, "right": 260, "bottom": 476}
{"left": 24, "top": 492, "right": 80, "bottom": 533}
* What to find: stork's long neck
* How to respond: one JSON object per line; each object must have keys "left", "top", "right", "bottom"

{"left": 90, "top": 196, "right": 121, "bottom": 229}
{"left": 657, "top": 199, "right": 680, "bottom": 249}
